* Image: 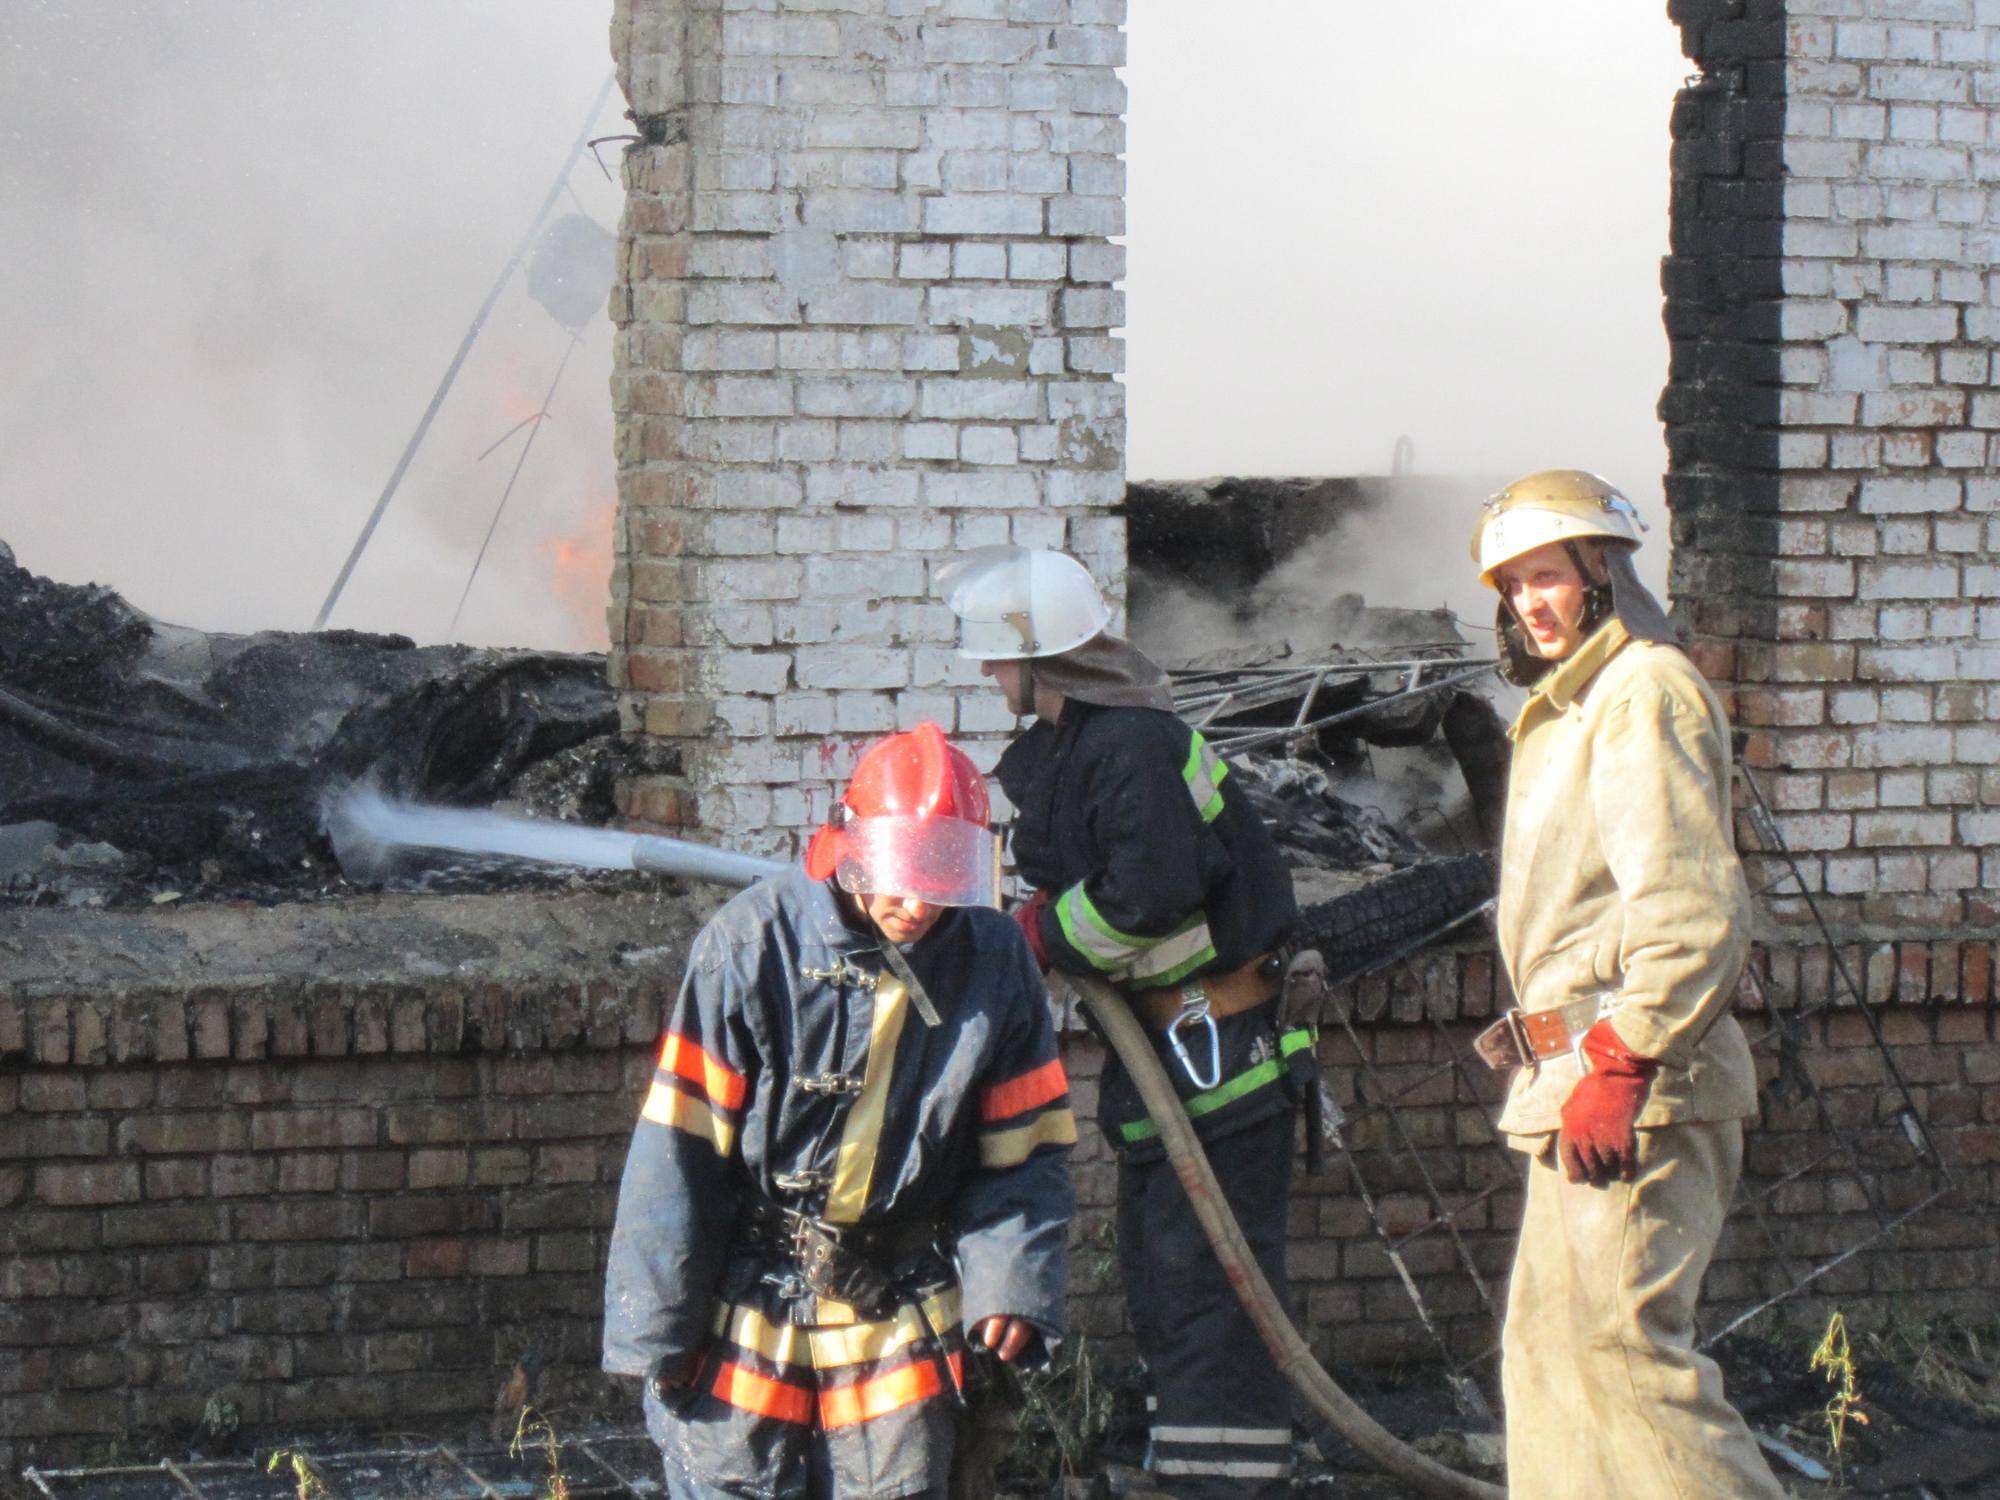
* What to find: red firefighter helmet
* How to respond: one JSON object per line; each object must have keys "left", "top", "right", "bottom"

{"left": 803, "top": 722, "right": 1000, "bottom": 908}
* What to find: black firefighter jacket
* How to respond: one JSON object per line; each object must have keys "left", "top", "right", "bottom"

{"left": 603, "top": 865, "right": 1076, "bottom": 1496}
{"left": 995, "top": 701, "right": 1310, "bottom": 1157}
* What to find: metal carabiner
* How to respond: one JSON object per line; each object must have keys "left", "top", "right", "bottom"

{"left": 1166, "top": 989, "right": 1222, "bottom": 1091}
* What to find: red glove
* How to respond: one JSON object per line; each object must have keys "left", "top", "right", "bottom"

{"left": 1558, "top": 1020, "right": 1658, "bottom": 1186}
{"left": 1012, "top": 889, "right": 1051, "bottom": 972}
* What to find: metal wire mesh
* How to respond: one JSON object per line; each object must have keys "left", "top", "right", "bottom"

{"left": 1295, "top": 761, "right": 1957, "bottom": 1420}
{"left": 23, "top": 1431, "right": 668, "bottom": 1500}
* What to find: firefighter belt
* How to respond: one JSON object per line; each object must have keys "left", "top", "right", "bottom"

{"left": 738, "top": 1197, "right": 945, "bottom": 1317}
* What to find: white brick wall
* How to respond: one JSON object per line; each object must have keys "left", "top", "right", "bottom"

{"left": 1671, "top": 0, "right": 2000, "bottom": 934}
{"left": 609, "top": 0, "right": 1126, "bottom": 843}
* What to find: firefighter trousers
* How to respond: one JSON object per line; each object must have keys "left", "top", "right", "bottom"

{"left": 1116, "top": 1108, "right": 1295, "bottom": 1500}
{"left": 1501, "top": 1119, "right": 1786, "bottom": 1500}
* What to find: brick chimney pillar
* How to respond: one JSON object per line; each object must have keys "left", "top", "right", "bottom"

{"left": 606, "top": 0, "right": 1128, "bottom": 853}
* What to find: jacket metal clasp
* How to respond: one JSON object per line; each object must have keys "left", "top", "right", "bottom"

{"left": 794, "top": 1073, "right": 863, "bottom": 1096}
{"left": 800, "top": 960, "right": 881, "bottom": 991}
{"left": 1166, "top": 987, "right": 1222, "bottom": 1091}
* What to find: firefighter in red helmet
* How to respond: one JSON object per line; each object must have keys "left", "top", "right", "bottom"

{"left": 605, "top": 722, "right": 1076, "bottom": 1499}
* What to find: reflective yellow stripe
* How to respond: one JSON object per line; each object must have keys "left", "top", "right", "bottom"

{"left": 978, "top": 1107, "right": 1079, "bottom": 1169}
{"left": 1122, "top": 915, "right": 1217, "bottom": 989}
{"left": 811, "top": 1290, "right": 960, "bottom": 1369}
{"left": 641, "top": 1082, "right": 736, "bottom": 1158}
{"left": 823, "top": 972, "right": 911, "bottom": 1225}
{"left": 712, "top": 1289, "right": 963, "bottom": 1370}
{"left": 1057, "top": 886, "right": 1216, "bottom": 988}
{"left": 713, "top": 1299, "right": 807, "bottom": 1368}
{"left": 1120, "top": 1029, "right": 1317, "bottom": 1143}
{"left": 1181, "top": 731, "right": 1229, "bottom": 823}
{"left": 1056, "top": 882, "right": 1141, "bottom": 972}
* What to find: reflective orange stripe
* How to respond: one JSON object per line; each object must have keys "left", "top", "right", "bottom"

{"left": 710, "top": 1359, "right": 813, "bottom": 1425}
{"left": 819, "top": 1352, "right": 962, "bottom": 1430}
{"left": 979, "top": 1056, "right": 1069, "bottom": 1122}
{"left": 659, "top": 1032, "right": 747, "bottom": 1110}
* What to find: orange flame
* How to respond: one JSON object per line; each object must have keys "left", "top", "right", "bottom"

{"left": 540, "top": 496, "right": 616, "bottom": 649}
{"left": 489, "top": 351, "right": 549, "bottom": 427}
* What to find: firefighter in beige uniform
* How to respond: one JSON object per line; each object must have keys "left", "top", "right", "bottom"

{"left": 1472, "top": 470, "right": 1785, "bottom": 1500}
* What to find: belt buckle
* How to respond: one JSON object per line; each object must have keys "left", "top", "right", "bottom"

{"left": 1167, "top": 986, "right": 1222, "bottom": 1091}
{"left": 1472, "top": 1008, "right": 1530, "bottom": 1072}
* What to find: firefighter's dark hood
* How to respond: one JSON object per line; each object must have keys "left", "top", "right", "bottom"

{"left": 1032, "top": 631, "right": 1176, "bottom": 712}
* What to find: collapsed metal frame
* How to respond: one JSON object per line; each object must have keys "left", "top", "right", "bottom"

{"left": 1171, "top": 647, "right": 1497, "bottom": 759}
{"left": 1291, "top": 760, "right": 1959, "bottom": 1426}
{"left": 24, "top": 1430, "right": 667, "bottom": 1500}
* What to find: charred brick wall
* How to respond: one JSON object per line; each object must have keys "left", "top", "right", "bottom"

{"left": 1061, "top": 944, "right": 1999, "bottom": 1376}
{"left": 5, "top": 932, "right": 1996, "bottom": 1474}
{"left": 1665, "top": 0, "right": 2000, "bottom": 935}
{"left": 606, "top": 0, "right": 1128, "bottom": 852}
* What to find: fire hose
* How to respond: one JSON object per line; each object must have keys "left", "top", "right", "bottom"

{"left": 1066, "top": 972, "right": 1505, "bottom": 1500}
{"left": 326, "top": 791, "right": 1503, "bottom": 1497}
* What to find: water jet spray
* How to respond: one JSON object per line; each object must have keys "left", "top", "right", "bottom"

{"left": 324, "top": 785, "right": 785, "bottom": 889}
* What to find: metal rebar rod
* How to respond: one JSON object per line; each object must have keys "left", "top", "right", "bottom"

{"left": 1336, "top": 998, "right": 1502, "bottom": 1322}
{"left": 1698, "top": 1187, "right": 1955, "bottom": 1349}
{"left": 1169, "top": 657, "right": 1494, "bottom": 709}
{"left": 1384, "top": 1184, "right": 1507, "bottom": 1252}
{"left": 447, "top": 332, "right": 583, "bottom": 636}
{"left": 311, "top": 72, "right": 616, "bottom": 631}
{"left": 1738, "top": 765, "right": 1954, "bottom": 1180}
{"left": 1199, "top": 664, "right": 1500, "bottom": 755}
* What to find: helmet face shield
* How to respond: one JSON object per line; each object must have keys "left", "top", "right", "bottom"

{"left": 831, "top": 815, "right": 1001, "bottom": 909}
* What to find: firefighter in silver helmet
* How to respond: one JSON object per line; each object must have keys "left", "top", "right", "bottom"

{"left": 1471, "top": 470, "right": 1784, "bottom": 1499}
{"left": 940, "top": 547, "right": 1313, "bottom": 1500}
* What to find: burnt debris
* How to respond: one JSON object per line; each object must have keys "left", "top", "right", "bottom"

{"left": 0, "top": 544, "right": 650, "bottom": 905}
{"left": 3, "top": 474, "right": 1511, "bottom": 915}
{"left": 1128, "top": 475, "right": 1511, "bottom": 871}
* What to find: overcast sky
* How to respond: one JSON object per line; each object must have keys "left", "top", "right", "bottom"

{"left": 0, "top": 3, "right": 1687, "bottom": 650}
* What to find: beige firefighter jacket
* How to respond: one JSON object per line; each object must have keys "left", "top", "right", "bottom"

{"left": 1494, "top": 620, "right": 1761, "bottom": 1140}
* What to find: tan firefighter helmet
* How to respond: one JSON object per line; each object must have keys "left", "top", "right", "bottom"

{"left": 1471, "top": 469, "right": 1647, "bottom": 590}
{"left": 1473, "top": 469, "right": 1674, "bottom": 686}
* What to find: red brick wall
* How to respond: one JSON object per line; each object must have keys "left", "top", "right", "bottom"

{"left": 1060, "top": 939, "right": 1996, "bottom": 1376}
{"left": 3, "top": 940, "right": 1993, "bottom": 1475}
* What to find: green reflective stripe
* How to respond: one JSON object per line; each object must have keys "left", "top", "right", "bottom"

{"left": 1120, "top": 1029, "right": 1318, "bottom": 1144}
{"left": 1181, "top": 732, "right": 1229, "bottom": 824}
{"left": 1122, "top": 916, "right": 1217, "bottom": 989}
{"left": 1057, "top": 884, "right": 1216, "bottom": 986}
{"left": 1056, "top": 883, "right": 1142, "bottom": 972}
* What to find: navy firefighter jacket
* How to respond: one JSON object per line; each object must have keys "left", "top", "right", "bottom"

{"left": 996, "top": 700, "right": 1312, "bottom": 1156}
{"left": 603, "top": 864, "right": 1075, "bottom": 1492}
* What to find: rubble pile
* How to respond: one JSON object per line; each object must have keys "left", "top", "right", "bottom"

{"left": 1127, "top": 476, "right": 1512, "bottom": 934}
{"left": 0, "top": 542, "right": 652, "bottom": 905}
{"left": 2, "top": 475, "right": 1508, "bottom": 919}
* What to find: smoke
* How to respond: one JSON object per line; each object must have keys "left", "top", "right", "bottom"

{"left": 0, "top": 3, "right": 1688, "bottom": 654}
{"left": 0, "top": 1, "right": 623, "bottom": 649}
{"left": 1125, "top": 3, "right": 1689, "bottom": 549}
